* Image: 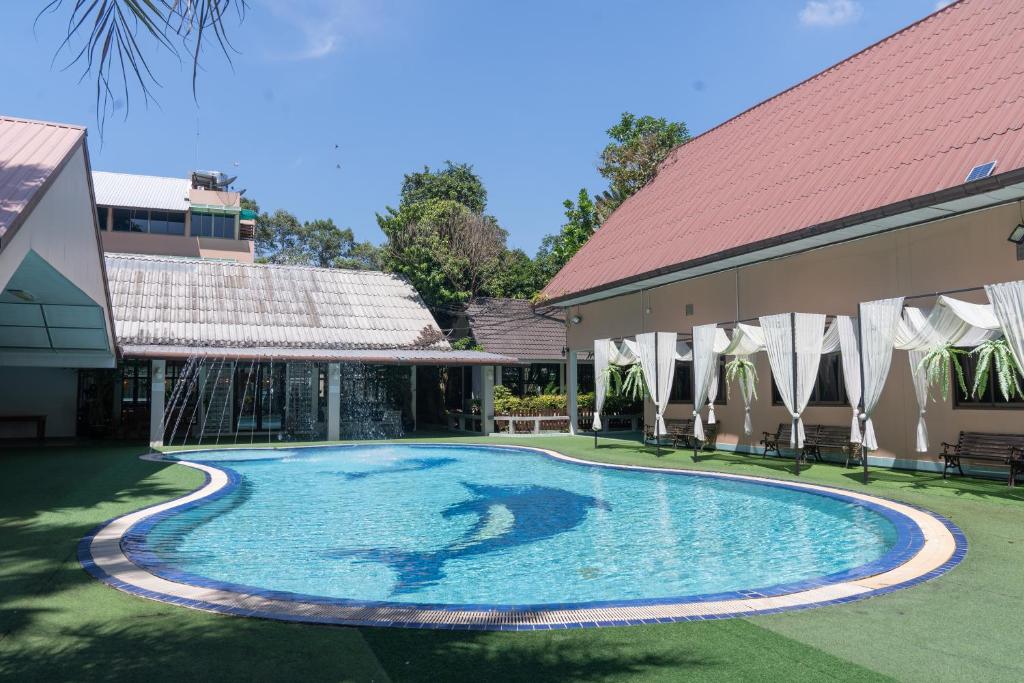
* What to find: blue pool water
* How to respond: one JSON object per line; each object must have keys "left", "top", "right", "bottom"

{"left": 127, "top": 444, "right": 902, "bottom": 607}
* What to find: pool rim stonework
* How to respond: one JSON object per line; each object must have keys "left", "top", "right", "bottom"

{"left": 78, "top": 443, "right": 967, "bottom": 630}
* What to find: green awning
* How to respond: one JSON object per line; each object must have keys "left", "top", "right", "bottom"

{"left": 240, "top": 208, "right": 258, "bottom": 221}
{"left": 191, "top": 204, "right": 241, "bottom": 216}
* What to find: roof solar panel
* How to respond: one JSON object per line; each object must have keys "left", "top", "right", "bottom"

{"left": 965, "top": 161, "right": 997, "bottom": 182}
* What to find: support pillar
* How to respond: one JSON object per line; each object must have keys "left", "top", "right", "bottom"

{"left": 567, "top": 350, "right": 579, "bottom": 435}
{"left": 410, "top": 366, "right": 417, "bottom": 431}
{"left": 559, "top": 363, "right": 566, "bottom": 394}
{"left": 481, "top": 365, "right": 495, "bottom": 435}
{"left": 327, "top": 362, "right": 341, "bottom": 441}
{"left": 149, "top": 359, "right": 166, "bottom": 448}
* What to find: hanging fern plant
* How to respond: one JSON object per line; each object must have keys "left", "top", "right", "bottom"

{"left": 916, "top": 343, "right": 968, "bottom": 401}
{"left": 599, "top": 365, "right": 624, "bottom": 397}
{"left": 725, "top": 357, "right": 758, "bottom": 401}
{"left": 621, "top": 363, "right": 650, "bottom": 402}
{"left": 970, "top": 338, "right": 1024, "bottom": 401}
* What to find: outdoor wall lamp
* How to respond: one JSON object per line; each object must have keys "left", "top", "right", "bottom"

{"left": 1009, "top": 223, "right": 1024, "bottom": 245}
{"left": 570, "top": 314, "right": 583, "bottom": 324}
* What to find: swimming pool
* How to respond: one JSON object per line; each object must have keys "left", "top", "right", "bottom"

{"left": 83, "top": 444, "right": 965, "bottom": 628}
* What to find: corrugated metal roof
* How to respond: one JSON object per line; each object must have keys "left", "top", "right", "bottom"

{"left": 542, "top": 0, "right": 1024, "bottom": 302}
{"left": 465, "top": 297, "right": 566, "bottom": 361}
{"left": 92, "top": 171, "right": 190, "bottom": 211}
{"left": 0, "top": 116, "right": 84, "bottom": 245}
{"left": 106, "top": 253, "right": 451, "bottom": 352}
{"left": 120, "top": 344, "right": 516, "bottom": 364}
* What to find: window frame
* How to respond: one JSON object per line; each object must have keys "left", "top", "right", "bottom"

{"left": 190, "top": 211, "right": 237, "bottom": 239}
{"left": 668, "top": 358, "right": 727, "bottom": 405}
{"left": 770, "top": 351, "right": 848, "bottom": 407}
{"left": 952, "top": 353, "right": 1024, "bottom": 410}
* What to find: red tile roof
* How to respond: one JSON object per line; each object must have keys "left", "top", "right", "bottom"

{"left": 542, "top": 0, "right": 1024, "bottom": 303}
{"left": 0, "top": 116, "right": 86, "bottom": 248}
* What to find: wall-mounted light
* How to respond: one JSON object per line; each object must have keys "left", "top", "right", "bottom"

{"left": 1009, "top": 223, "right": 1024, "bottom": 245}
{"left": 645, "top": 307, "right": 652, "bottom": 315}
{"left": 570, "top": 314, "right": 583, "bottom": 325}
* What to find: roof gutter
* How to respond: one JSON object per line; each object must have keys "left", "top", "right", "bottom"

{"left": 544, "top": 169, "right": 1024, "bottom": 307}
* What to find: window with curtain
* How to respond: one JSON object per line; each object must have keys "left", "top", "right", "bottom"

{"left": 954, "top": 353, "right": 1024, "bottom": 409}
{"left": 771, "top": 351, "right": 846, "bottom": 406}
{"left": 669, "top": 359, "right": 727, "bottom": 404}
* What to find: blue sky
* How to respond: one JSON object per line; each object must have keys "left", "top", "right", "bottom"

{"left": 3, "top": 0, "right": 951, "bottom": 253}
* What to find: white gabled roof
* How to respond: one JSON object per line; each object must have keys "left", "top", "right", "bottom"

{"left": 105, "top": 253, "right": 452, "bottom": 352}
{"left": 92, "top": 171, "right": 190, "bottom": 211}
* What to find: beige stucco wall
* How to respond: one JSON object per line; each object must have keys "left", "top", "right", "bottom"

{"left": 566, "top": 202, "right": 1024, "bottom": 469}
{"left": 101, "top": 231, "right": 254, "bottom": 262}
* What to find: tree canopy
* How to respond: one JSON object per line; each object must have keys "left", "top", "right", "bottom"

{"left": 400, "top": 162, "right": 488, "bottom": 214}
{"left": 255, "top": 207, "right": 379, "bottom": 270}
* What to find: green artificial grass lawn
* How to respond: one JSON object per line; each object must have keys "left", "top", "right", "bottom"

{"left": 2, "top": 434, "right": 1022, "bottom": 682}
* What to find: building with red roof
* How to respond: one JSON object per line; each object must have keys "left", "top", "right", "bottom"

{"left": 551, "top": 0, "right": 1024, "bottom": 472}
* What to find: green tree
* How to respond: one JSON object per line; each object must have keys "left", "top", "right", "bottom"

{"left": 400, "top": 162, "right": 487, "bottom": 214}
{"left": 597, "top": 112, "right": 690, "bottom": 221}
{"left": 553, "top": 188, "right": 599, "bottom": 267}
{"left": 256, "top": 210, "right": 379, "bottom": 270}
{"left": 487, "top": 249, "right": 543, "bottom": 299}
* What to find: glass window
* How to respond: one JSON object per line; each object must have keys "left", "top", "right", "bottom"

{"left": 525, "top": 363, "right": 560, "bottom": 395}
{"left": 502, "top": 366, "right": 524, "bottom": 396}
{"left": 191, "top": 212, "right": 236, "bottom": 239}
{"left": 954, "top": 353, "right": 1024, "bottom": 409}
{"left": 670, "top": 359, "right": 727, "bottom": 404}
{"left": 112, "top": 207, "right": 148, "bottom": 232}
{"left": 577, "top": 363, "right": 595, "bottom": 394}
{"left": 149, "top": 211, "right": 186, "bottom": 235}
{"left": 120, "top": 360, "right": 151, "bottom": 405}
{"left": 771, "top": 352, "right": 847, "bottom": 406}
{"left": 96, "top": 206, "right": 109, "bottom": 230}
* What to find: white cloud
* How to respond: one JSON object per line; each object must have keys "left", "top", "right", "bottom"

{"left": 258, "top": 0, "right": 377, "bottom": 61}
{"left": 799, "top": 0, "right": 863, "bottom": 27}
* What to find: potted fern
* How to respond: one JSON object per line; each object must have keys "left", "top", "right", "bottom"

{"left": 599, "top": 365, "right": 624, "bottom": 397}
{"left": 916, "top": 342, "right": 968, "bottom": 401}
{"left": 970, "top": 338, "right": 1024, "bottom": 401}
{"left": 621, "top": 363, "right": 650, "bottom": 402}
{"left": 725, "top": 357, "right": 758, "bottom": 401}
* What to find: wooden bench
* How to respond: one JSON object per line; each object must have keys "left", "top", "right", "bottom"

{"left": 645, "top": 419, "right": 691, "bottom": 445}
{"left": 761, "top": 423, "right": 859, "bottom": 465}
{"left": 805, "top": 425, "right": 863, "bottom": 468}
{"left": 939, "top": 431, "right": 1024, "bottom": 487}
{"left": 674, "top": 419, "right": 721, "bottom": 451}
{"left": 0, "top": 415, "right": 46, "bottom": 441}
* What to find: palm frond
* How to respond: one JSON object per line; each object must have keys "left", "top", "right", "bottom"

{"left": 40, "top": 1, "right": 247, "bottom": 134}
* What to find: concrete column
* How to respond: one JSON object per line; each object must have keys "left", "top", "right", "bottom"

{"left": 409, "top": 366, "right": 417, "bottom": 431}
{"left": 559, "top": 363, "right": 566, "bottom": 393}
{"left": 149, "top": 359, "right": 166, "bottom": 448}
{"left": 567, "top": 351, "right": 579, "bottom": 435}
{"left": 494, "top": 366, "right": 503, "bottom": 386}
{"left": 481, "top": 365, "right": 495, "bottom": 435}
{"left": 327, "top": 362, "right": 341, "bottom": 441}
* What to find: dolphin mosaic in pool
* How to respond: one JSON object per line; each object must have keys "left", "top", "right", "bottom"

{"left": 329, "top": 482, "right": 610, "bottom": 594}
{"left": 100, "top": 443, "right": 967, "bottom": 619}
{"left": 327, "top": 456, "right": 459, "bottom": 481}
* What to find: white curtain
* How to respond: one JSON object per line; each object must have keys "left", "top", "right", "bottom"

{"left": 835, "top": 316, "right": 863, "bottom": 444}
{"left": 908, "top": 349, "right": 929, "bottom": 452}
{"left": 858, "top": 298, "right": 904, "bottom": 451}
{"left": 636, "top": 332, "right": 677, "bottom": 437}
{"left": 707, "top": 362, "right": 720, "bottom": 425}
{"left": 593, "top": 339, "right": 610, "bottom": 431}
{"left": 614, "top": 339, "right": 640, "bottom": 365}
{"left": 985, "top": 280, "right": 1024, "bottom": 378}
{"left": 760, "top": 313, "right": 826, "bottom": 448}
{"left": 690, "top": 325, "right": 719, "bottom": 441}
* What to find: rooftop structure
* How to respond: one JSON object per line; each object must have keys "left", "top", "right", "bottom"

{"left": 93, "top": 171, "right": 255, "bottom": 263}
{"left": 543, "top": 0, "right": 1024, "bottom": 305}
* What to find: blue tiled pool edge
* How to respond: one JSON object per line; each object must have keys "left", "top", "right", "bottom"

{"left": 78, "top": 444, "right": 967, "bottom": 630}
